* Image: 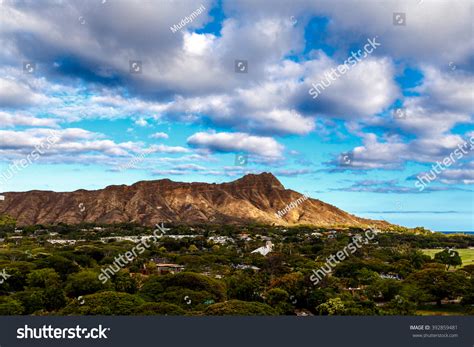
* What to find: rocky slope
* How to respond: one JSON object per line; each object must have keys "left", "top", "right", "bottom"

{"left": 0, "top": 172, "right": 391, "bottom": 228}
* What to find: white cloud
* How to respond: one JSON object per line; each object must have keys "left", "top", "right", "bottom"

{"left": 149, "top": 144, "right": 190, "bottom": 154}
{"left": 0, "top": 0, "right": 472, "bottom": 183}
{"left": 338, "top": 132, "right": 473, "bottom": 170}
{"left": 438, "top": 168, "right": 474, "bottom": 185}
{"left": 414, "top": 67, "right": 474, "bottom": 115}
{"left": 0, "top": 77, "right": 50, "bottom": 107}
{"left": 150, "top": 132, "right": 169, "bottom": 139}
{"left": 187, "top": 131, "right": 284, "bottom": 158}
{"left": 183, "top": 32, "right": 216, "bottom": 55}
{"left": 0, "top": 128, "right": 150, "bottom": 162}
{"left": 299, "top": 55, "right": 399, "bottom": 119}
{"left": 227, "top": 0, "right": 473, "bottom": 66}
{"left": 0, "top": 111, "right": 58, "bottom": 128}
{"left": 134, "top": 118, "right": 149, "bottom": 127}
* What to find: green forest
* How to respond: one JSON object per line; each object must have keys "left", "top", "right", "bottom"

{"left": 0, "top": 220, "right": 473, "bottom": 316}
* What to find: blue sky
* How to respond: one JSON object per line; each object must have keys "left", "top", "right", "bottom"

{"left": 0, "top": 0, "right": 472, "bottom": 231}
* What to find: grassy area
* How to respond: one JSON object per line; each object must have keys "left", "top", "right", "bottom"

{"left": 422, "top": 248, "right": 474, "bottom": 268}
{"left": 416, "top": 304, "right": 468, "bottom": 316}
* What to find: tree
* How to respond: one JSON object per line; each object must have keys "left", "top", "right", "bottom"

{"left": 0, "top": 297, "right": 23, "bottom": 315}
{"left": 157, "top": 288, "right": 217, "bottom": 310}
{"left": 43, "top": 286, "right": 67, "bottom": 311}
{"left": 0, "top": 267, "right": 28, "bottom": 292}
{"left": 27, "top": 268, "right": 60, "bottom": 288}
{"left": 65, "top": 270, "right": 112, "bottom": 297}
{"left": 226, "top": 273, "right": 261, "bottom": 302}
{"left": 434, "top": 249, "right": 462, "bottom": 270}
{"left": 406, "top": 250, "right": 428, "bottom": 269}
{"left": 140, "top": 273, "right": 226, "bottom": 303}
{"left": 60, "top": 291, "right": 145, "bottom": 315}
{"left": 35, "top": 255, "right": 79, "bottom": 279}
{"left": 204, "top": 300, "right": 277, "bottom": 316}
{"left": 265, "top": 288, "right": 293, "bottom": 315}
{"left": 144, "top": 261, "right": 157, "bottom": 274}
{"left": 306, "top": 288, "right": 330, "bottom": 312}
{"left": 316, "top": 298, "right": 346, "bottom": 315}
{"left": 113, "top": 270, "right": 138, "bottom": 294}
{"left": 188, "top": 245, "right": 199, "bottom": 252}
{"left": 383, "top": 295, "right": 416, "bottom": 315}
{"left": 406, "top": 268, "right": 468, "bottom": 306}
{"left": 13, "top": 290, "right": 45, "bottom": 314}
{"left": 0, "top": 214, "right": 16, "bottom": 227}
{"left": 134, "top": 302, "right": 186, "bottom": 315}
{"left": 366, "top": 279, "right": 402, "bottom": 302}
{"left": 460, "top": 276, "right": 474, "bottom": 306}
{"left": 356, "top": 268, "right": 379, "bottom": 286}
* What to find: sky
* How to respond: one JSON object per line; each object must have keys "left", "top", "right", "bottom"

{"left": 0, "top": 0, "right": 472, "bottom": 231}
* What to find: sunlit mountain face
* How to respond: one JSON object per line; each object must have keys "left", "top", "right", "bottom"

{"left": 0, "top": 0, "right": 472, "bottom": 231}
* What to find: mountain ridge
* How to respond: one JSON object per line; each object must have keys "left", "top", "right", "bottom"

{"left": 0, "top": 172, "right": 392, "bottom": 228}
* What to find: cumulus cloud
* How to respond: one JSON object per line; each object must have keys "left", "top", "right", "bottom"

{"left": 411, "top": 163, "right": 474, "bottom": 185}
{"left": 297, "top": 55, "right": 399, "bottom": 119}
{"left": 331, "top": 132, "right": 473, "bottom": 171}
{"left": 187, "top": 131, "right": 284, "bottom": 158}
{"left": 0, "top": 77, "right": 50, "bottom": 108}
{"left": 150, "top": 132, "right": 169, "bottom": 139}
{"left": 227, "top": 0, "right": 473, "bottom": 66}
{"left": 0, "top": 111, "right": 58, "bottom": 128}
{"left": 0, "top": 0, "right": 472, "bottom": 190}
{"left": 134, "top": 118, "right": 149, "bottom": 127}
{"left": 0, "top": 128, "right": 189, "bottom": 166}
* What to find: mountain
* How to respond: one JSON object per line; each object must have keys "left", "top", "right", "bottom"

{"left": 0, "top": 172, "right": 391, "bottom": 228}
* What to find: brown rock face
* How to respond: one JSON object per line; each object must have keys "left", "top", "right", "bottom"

{"left": 0, "top": 172, "right": 391, "bottom": 228}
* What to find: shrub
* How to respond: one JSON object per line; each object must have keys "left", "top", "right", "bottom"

{"left": 204, "top": 300, "right": 277, "bottom": 316}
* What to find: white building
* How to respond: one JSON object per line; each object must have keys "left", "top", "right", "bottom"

{"left": 235, "top": 264, "right": 260, "bottom": 271}
{"left": 48, "top": 239, "right": 85, "bottom": 245}
{"left": 251, "top": 241, "right": 273, "bottom": 256}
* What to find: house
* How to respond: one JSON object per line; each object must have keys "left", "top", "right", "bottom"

{"left": 235, "top": 264, "right": 260, "bottom": 271}
{"left": 379, "top": 273, "right": 401, "bottom": 280}
{"left": 251, "top": 241, "right": 273, "bottom": 256}
{"left": 47, "top": 239, "right": 84, "bottom": 245}
{"left": 238, "top": 233, "right": 252, "bottom": 241}
{"left": 155, "top": 263, "right": 185, "bottom": 275}
{"left": 208, "top": 236, "right": 234, "bottom": 244}
{"left": 151, "top": 258, "right": 185, "bottom": 274}
{"left": 100, "top": 235, "right": 156, "bottom": 243}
